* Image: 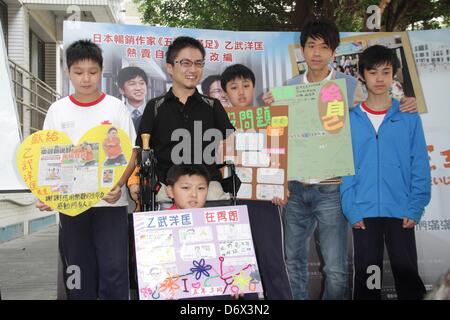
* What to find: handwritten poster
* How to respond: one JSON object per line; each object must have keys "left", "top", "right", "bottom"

{"left": 224, "top": 105, "right": 289, "bottom": 200}
{"left": 133, "top": 205, "right": 263, "bottom": 300}
{"left": 16, "top": 125, "right": 133, "bottom": 216}
{"left": 272, "top": 79, "right": 355, "bottom": 181}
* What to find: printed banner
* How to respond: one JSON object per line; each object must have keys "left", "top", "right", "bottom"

{"left": 133, "top": 205, "right": 263, "bottom": 300}
{"left": 16, "top": 125, "right": 133, "bottom": 216}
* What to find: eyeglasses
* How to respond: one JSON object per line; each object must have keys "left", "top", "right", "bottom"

{"left": 174, "top": 59, "right": 205, "bottom": 68}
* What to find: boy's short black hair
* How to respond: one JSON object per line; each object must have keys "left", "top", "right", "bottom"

{"left": 117, "top": 66, "right": 148, "bottom": 88}
{"left": 201, "top": 75, "right": 221, "bottom": 95}
{"left": 66, "top": 39, "right": 103, "bottom": 70}
{"left": 300, "top": 19, "right": 340, "bottom": 52}
{"left": 108, "top": 127, "right": 117, "bottom": 134}
{"left": 166, "top": 164, "right": 211, "bottom": 187}
{"left": 358, "top": 45, "right": 400, "bottom": 78}
{"left": 220, "top": 64, "right": 255, "bottom": 92}
{"left": 166, "top": 36, "right": 205, "bottom": 64}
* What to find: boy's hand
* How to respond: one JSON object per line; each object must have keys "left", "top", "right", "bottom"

{"left": 402, "top": 217, "right": 416, "bottom": 229}
{"left": 102, "top": 185, "right": 122, "bottom": 204}
{"left": 262, "top": 91, "right": 274, "bottom": 105}
{"left": 36, "top": 199, "right": 52, "bottom": 211}
{"left": 271, "top": 190, "right": 289, "bottom": 206}
{"left": 129, "top": 184, "right": 140, "bottom": 202}
{"left": 353, "top": 220, "right": 366, "bottom": 230}
{"left": 231, "top": 292, "right": 245, "bottom": 299}
{"left": 399, "top": 97, "right": 418, "bottom": 113}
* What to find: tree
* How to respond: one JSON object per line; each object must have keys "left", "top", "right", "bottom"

{"left": 135, "top": 0, "right": 450, "bottom": 32}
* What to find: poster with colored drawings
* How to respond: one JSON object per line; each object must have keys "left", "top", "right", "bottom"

{"left": 223, "top": 105, "right": 288, "bottom": 201}
{"left": 133, "top": 205, "right": 263, "bottom": 300}
{"left": 272, "top": 79, "right": 355, "bottom": 181}
{"left": 15, "top": 125, "right": 132, "bottom": 216}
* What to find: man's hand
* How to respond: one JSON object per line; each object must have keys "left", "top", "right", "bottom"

{"left": 402, "top": 217, "right": 416, "bottom": 229}
{"left": 36, "top": 199, "right": 52, "bottom": 211}
{"left": 102, "top": 184, "right": 122, "bottom": 204}
{"left": 129, "top": 184, "right": 140, "bottom": 202}
{"left": 262, "top": 91, "right": 274, "bottom": 106}
{"left": 353, "top": 220, "right": 366, "bottom": 230}
{"left": 399, "top": 96, "right": 418, "bottom": 113}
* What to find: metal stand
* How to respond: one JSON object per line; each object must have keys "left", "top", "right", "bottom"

{"left": 137, "top": 148, "right": 158, "bottom": 211}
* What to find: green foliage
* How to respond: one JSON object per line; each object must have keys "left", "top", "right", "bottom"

{"left": 134, "top": 0, "right": 450, "bottom": 32}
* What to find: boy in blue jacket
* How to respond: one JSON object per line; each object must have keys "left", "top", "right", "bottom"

{"left": 340, "top": 45, "right": 431, "bottom": 300}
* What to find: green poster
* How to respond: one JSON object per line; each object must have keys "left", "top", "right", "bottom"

{"left": 272, "top": 79, "right": 355, "bottom": 181}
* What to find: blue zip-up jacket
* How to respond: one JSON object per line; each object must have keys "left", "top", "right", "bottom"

{"left": 340, "top": 99, "right": 431, "bottom": 225}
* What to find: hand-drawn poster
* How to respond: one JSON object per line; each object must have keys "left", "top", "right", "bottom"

{"left": 16, "top": 125, "right": 132, "bottom": 216}
{"left": 133, "top": 205, "right": 263, "bottom": 300}
{"left": 223, "top": 105, "right": 288, "bottom": 201}
{"left": 272, "top": 79, "right": 354, "bottom": 181}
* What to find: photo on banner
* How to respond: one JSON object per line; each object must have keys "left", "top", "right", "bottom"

{"left": 339, "top": 32, "right": 427, "bottom": 113}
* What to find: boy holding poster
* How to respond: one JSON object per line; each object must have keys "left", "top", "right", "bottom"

{"left": 340, "top": 45, "right": 431, "bottom": 300}
{"left": 164, "top": 164, "right": 251, "bottom": 299}
{"left": 220, "top": 64, "right": 293, "bottom": 300}
{"left": 220, "top": 63, "right": 255, "bottom": 108}
{"left": 165, "top": 164, "right": 210, "bottom": 210}
{"left": 37, "top": 39, "right": 137, "bottom": 299}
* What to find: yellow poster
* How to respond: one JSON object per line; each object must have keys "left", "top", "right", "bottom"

{"left": 16, "top": 125, "right": 133, "bottom": 216}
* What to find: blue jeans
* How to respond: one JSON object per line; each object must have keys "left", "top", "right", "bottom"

{"left": 283, "top": 181, "right": 348, "bottom": 300}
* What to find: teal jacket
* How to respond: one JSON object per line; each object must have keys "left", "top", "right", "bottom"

{"left": 340, "top": 99, "right": 431, "bottom": 225}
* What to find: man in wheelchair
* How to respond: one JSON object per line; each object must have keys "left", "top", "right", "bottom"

{"left": 126, "top": 36, "right": 292, "bottom": 300}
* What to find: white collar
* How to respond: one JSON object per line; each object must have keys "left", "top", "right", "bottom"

{"left": 303, "top": 67, "right": 334, "bottom": 84}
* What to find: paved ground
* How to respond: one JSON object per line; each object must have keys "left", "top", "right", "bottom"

{"left": 0, "top": 225, "right": 57, "bottom": 300}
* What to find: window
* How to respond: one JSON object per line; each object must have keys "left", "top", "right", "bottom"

{"left": 29, "top": 30, "right": 45, "bottom": 81}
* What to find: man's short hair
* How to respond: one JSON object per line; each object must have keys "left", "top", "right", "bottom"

{"left": 201, "top": 75, "right": 221, "bottom": 95}
{"left": 166, "top": 164, "right": 211, "bottom": 187}
{"left": 300, "top": 19, "right": 340, "bottom": 52}
{"left": 358, "top": 45, "right": 400, "bottom": 78}
{"left": 220, "top": 64, "right": 255, "bottom": 92}
{"left": 66, "top": 39, "right": 103, "bottom": 70}
{"left": 117, "top": 66, "right": 148, "bottom": 89}
{"left": 166, "top": 36, "right": 206, "bottom": 64}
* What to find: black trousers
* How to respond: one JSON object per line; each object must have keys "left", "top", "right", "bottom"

{"left": 352, "top": 217, "right": 425, "bottom": 300}
{"left": 239, "top": 200, "right": 293, "bottom": 300}
{"left": 59, "top": 206, "right": 129, "bottom": 300}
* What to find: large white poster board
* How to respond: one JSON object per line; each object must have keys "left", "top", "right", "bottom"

{"left": 0, "top": 23, "right": 26, "bottom": 191}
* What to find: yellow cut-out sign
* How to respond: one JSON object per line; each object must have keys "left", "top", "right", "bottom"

{"left": 16, "top": 125, "right": 133, "bottom": 216}
{"left": 326, "top": 101, "right": 345, "bottom": 117}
